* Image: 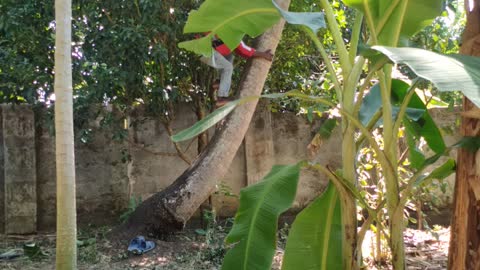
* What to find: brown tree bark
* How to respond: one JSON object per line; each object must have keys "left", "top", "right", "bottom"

{"left": 448, "top": 1, "right": 480, "bottom": 269}
{"left": 119, "top": 0, "right": 291, "bottom": 236}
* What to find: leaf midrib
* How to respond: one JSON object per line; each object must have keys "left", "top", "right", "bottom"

{"left": 375, "top": 0, "right": 402, "bottom": 38}
{"left": 320, "top": 191, "right": 337, "bottom": 270}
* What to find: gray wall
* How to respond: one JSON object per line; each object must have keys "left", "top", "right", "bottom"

{"left": 0, "top": 104, "right": 458, "bottom": 233}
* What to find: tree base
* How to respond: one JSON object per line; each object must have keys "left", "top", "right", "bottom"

{"left": 110, "top": 189, "right": 185, "bottom": 242}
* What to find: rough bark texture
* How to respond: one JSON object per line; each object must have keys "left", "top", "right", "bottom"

{"left": 448, "top": 1, "right": 480, "bottom": 269}
{"left": 120, "top": 0, "right": 291, "bottom": 236}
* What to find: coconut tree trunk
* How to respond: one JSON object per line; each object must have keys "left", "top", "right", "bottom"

{"left": 123, "top": 0, "right": 291, "bottom": 234}
{"left": 54, "top": 0, "right": 77, "bottom": 268}
{"left": 448, "top": 1, "right": 480, "bottom": 269}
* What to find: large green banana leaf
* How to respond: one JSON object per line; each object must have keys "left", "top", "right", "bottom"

{"left": 222, "top": 163, "right": 302, "bottom": 270}
{"left": 171, "top": 99, "right": 240, "bottom": 142}
{"left": 390, "top": 79, "right": 446, "bottom": 165}
{"left": 178, "top": 0, "right": 281, "bottom": 56}
{"left": 271, "top": 0, "right": 325, "bottom": 34}
{"left": 358, "top": 82, "right": 425, "bottom": 126}
{"left": 178, "top": 0, "right": 325, "bottom": 56}
{"left": 358, "top": 79, "right": 446, "bottom": 169}
{"left": 343, "top": 0, "right": 443, "bottom": 45}
{"left": 281, "top": 182, "right": 343, "bottom": 270}
{"left": 372, "top": 46, "right": 480, "bottom": 108}
{"left": 170, "top": 93, "right": 293, "bottom": 142}
{"left": 414, "top": 158, "right": 456, "bottom": 187}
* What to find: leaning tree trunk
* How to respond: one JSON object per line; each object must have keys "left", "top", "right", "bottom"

{"left": 448, "top": 1, "right": 480, "bottom": 269}
{"left": 54, "top": 0, "right": 77, "bottom": 268}
{"left": 122, "top": 0, "right": 291, "bottom": 234}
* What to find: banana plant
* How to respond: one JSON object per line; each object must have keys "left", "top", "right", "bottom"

{"left": 175, "top": 0, "right": 480, "bottom": 269}
{"left": 221, "top": 163, "right": 302, "bottom": 270}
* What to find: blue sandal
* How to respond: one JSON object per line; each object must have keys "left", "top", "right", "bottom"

{"left": 127, "top": 236, "right": 156, "bottom": 255}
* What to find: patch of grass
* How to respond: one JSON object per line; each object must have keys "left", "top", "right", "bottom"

{"left": 77, "top": 224, "right": 112, "bottom": 264}
{"left": 163, "top": 210, "right": 234, "bottom": 269}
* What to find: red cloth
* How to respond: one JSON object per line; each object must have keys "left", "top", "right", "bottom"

{"left": 215, "top": 41, "right": 255, "bottom": 58}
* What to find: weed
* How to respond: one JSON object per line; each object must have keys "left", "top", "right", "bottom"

{"left": 277, "top": 223, "right": 291, "bottom": 249}
{"left": 23, "top": 243, "right": 48, "bottom": 261}
{"left": 119, "top": 196, "right": 142, "bottom": 223}
{"left": 167, "top": 210, "right": 233, "bottom": 269}
{"left": 113, "top": 251, "right": 129, "bottom": 261}
{"left": 77, "top": 224, "right": 113, "bottom": 264}
{"left": 215, "top": 181, "right": 238, "bottom": 198}
{"left": 78, "top": 239, "right": 99, "bottom": 264}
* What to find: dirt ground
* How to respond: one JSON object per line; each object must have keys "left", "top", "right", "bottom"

{"left": 0, "top": 221, "right": 450, "bottom": 270}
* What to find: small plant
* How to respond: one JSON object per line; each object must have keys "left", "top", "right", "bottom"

{"left": 23, "top": 243, "right": 48, "bottom": 261}
{"left": 76, "top": 224, "right": 110, "bottom": 264}
{"left": 168, "top": 209, "right": 235, "bottom": 269}
{"left": 215, "top": 181, "right": 238, "bottom": 198}
{"left": 111, "top": 251, "right": 129, "bottom": 262}
{"left": 196, "top": 210, "right": 231, "bottom": 266}
{"left": 277, "top": 222, "right": 291, "bottom": 249}
{"left": 119, "top": 196, "right": 142, "bottom": 223}
{"left": 77, "top": 238, "right": 99, "bottom": 264}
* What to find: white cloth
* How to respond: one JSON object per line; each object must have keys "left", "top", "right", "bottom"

{"left": 201, "top": 51, "right": 234, "bottom": 97}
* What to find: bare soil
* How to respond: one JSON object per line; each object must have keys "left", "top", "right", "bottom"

{"left": 0, "top": 223, "right": 450, "bottom": 270}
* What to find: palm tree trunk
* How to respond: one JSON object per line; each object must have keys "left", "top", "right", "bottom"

{"left": 54, "top": 0, "right": 77, "bottom": 268}
{"left": 122, "top": 0, "right": 291, "bottom": 234}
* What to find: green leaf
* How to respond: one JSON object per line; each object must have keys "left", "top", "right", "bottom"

{"left": 171, "top": 100, "right": 240, "bottom": 142}
{"left": 222, "top": 163, "right": 302, "bottom": 270}
{"left": 171, "top": 92, "right": 291, "bottom": 143}
{"left": 359, "top": 79, "right": 446, "bottom": 156}
{"left": 261, "top": 92, "right": 288, "bottom": 99}
{"left": 415, "top": 159, "right": 456, "bottom": 187}
{"left": 423, "top": 153, "right": 444, "bottom": 167}
{"left": 23, "top": 243, "right": 47, "bottom": 259}
{"left": 271, "top": 0, "right": 325, "bottom": 34}
{"left": 372, "top": 46, "right": 480, "bottom": 107}
{"left": 343, "top": 0, "right": 443, "bottom": 45}
{"left": 281, "top": 183, "right": 343, "bottom": 270}
{"left": 195, "top": 229, "right": 207, "bottom": 236}
{"left": 390, "top": 79, "right": 446, "bottom": 155}
{"left": 177, "top": 36, "right": 213, "bottom": 57}
{"left": 359, "top": 83, "right": 383, "bottom": 126}
{"left": 307, "top": 107, "right": 313, "bottom": 123}
{"left": 178, "top": 0, "right": 281, "bottom": 56}
{"left": 453, "top": 136, "right": 480, "bottom": 152}
{"left": 77, "top": 238, "right": 96, "bottom": 247}
{"left": 358, "top": 82, "right": 425, "bottom": 126}
{"left": 318, "top": 118, "right": 338, "bottom": 139}
{"left": 404, "top": 120, "right": 426, "bottom": 169}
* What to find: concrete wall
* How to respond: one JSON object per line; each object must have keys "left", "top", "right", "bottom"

{"left": 0, "top": 103, "right": 459, "bottom": 233}
{"left": 2, "top": 105, "right": 37, "bottom": 234}
{"left": 126, "top": 101, "right": 337, "bottom": 216}
{"left": 35, "top": 109, "right": 129, "bottom": 229}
